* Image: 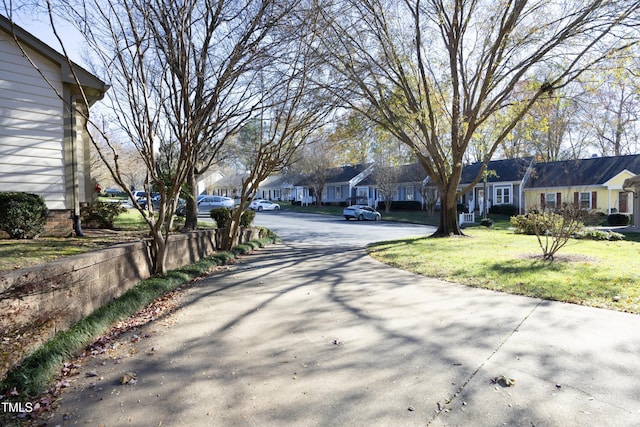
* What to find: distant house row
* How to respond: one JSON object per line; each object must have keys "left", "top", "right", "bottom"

{"left": 210, "top": 154, "right": 640, "bottom": 227}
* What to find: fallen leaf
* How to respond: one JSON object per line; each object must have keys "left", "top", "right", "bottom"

{"left": 120, "top": 372, "right": 137, "bottom": 385}
{"left": 491, "top": 375, "right": 516, "bottom": 387}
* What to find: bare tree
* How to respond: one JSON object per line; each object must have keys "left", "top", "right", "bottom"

{"left": 13, "top": 0, "right": 309, "bottom": 274}
{"left": 294, "top": 136, "right": 341, "bottom": 206}
{"left": 578, "top": 51, "right": 640, "bottom": 157}
{"left": 220, "top": 8, "right": 333, "bottom": 249}
{"left": 316, "top": 0, "right": 640, "bottom": 237}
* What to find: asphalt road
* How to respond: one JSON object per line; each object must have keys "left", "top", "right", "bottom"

{"left": 46, "top": 211, "right": 640, "bottom": 426}
{"left": 252, "top": 210, "right": 435, "bottom": 247}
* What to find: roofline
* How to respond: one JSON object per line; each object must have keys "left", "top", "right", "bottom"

{"left": 0, "top": 14, "right": 109, "bottom": 102}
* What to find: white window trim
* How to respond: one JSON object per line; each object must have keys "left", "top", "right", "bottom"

{"left": 545, "top": 192, "right": 557, "bottom": 209}
{"left": 579, "top": 191, "right": 591, "bottom": 209}
{"left": 494, "top": 184, "right": 512, "bottom": 205}
{"left": 406, "top": 186, "right": 415, "bottom": 201}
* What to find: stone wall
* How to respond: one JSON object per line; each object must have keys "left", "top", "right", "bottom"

{"left": 0, "top": 228, "right": 260, "bottom": 377}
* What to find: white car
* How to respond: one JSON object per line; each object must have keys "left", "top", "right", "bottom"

{"left": 250, "top": 199, "right": 280, "bottom": 211}
{"left": 343, "top": 205, "right": 381, "bottom": 221}
{"left": 196, "top": 195, "right": 234, "bottom": 215}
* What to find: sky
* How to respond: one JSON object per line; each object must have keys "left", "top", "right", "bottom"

{"left": 9, "top": 8, "right": 85, "bottom": 65}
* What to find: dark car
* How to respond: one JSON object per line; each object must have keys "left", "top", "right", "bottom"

{"left": 343, "top": 205, "right": 381, "bottom": 221}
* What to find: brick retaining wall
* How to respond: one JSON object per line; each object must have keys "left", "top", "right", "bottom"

{"left": 0, "top": 228, "right": 260, "bottom": 378}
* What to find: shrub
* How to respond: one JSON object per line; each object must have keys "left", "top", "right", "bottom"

{"left": 210, "top": 208, "right": 255, "bottom": 229}
{"left": 210, "top": 207, "right": 231, "bottom": 228}
{"left": 510, "top": 213, "right": 541, "bottom": 235}
{"left": 376, "top": 200, "right": 422, "bottom": 211}
{"left": 0, "top": 192, "right": 49, "bottom": 239}
{"left": 607, "top": 213, "right": 630, "bottom": 226}
{"left": 573, "top": 229, "right": 625, "bottom": 241}
{"left": 510, "top": 212, "right": 572, "bottom": 235}
{"left": 239, "top": 209, "right": 255, "bottom": 228}
{"left": 480, "top": 218, "right": 494, "bottom": 228}
{"left": 489, "top": 204, "right": 518, "bottom": 216}
{"left": 81, "top": 201, "right": 126, "bottom": 229}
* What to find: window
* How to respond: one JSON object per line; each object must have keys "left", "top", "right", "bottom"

{"left": 335, "top": 186, "right": 341, "bottom": 200}
{"left": 406, "top": 186, "right": 414, "bottom": 201}
{"left": 545, "top": 193, "right": 556, "bottom": 209}
{"left": 495, "top": 185, "right": 511, "bottom": 205}
{"left": 579, "top": 192, "right": 591, "bottom": 209}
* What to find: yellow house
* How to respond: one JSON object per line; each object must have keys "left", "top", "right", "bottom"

{"left": 522, "top": 155, "right": 640, "bottom": 215}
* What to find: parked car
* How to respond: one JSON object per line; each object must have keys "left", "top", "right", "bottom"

{"left": 343, "top": 205, "right": 381, "bottom": 221}
{"left": 131, "top": 190, "right": 146, "bottom": 200}
{"left": 197, "top": 195, "right": 234, "bottom": 215}
{"left": 138, "top": 193, "right": 160, "bottom": 209}
{"left": 250, "top": 199, "right": 280, "bottom": 211}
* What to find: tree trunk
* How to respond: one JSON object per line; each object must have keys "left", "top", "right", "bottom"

{"left": 222, "top": 209, "right": 243, "bottom": 251}
{"left": 183, "top": 166, "right": 198, "bottom": 232}
{"left": 431, "top": 188, "right": 463, "bottom": 237}
{"left": 150, "top": 229, "right": 169, "bottom": 275}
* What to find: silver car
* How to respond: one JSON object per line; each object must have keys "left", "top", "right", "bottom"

{"left": 197, "top": 195, "right": 234, "bottom": 215}
{"left": 343, "top": 205, "right": 381, "bottom": 221}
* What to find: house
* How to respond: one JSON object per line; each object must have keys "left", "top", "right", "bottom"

{"left": 255, "top": 173, "right": 310, "bottom": 203}
{"left": 320, "top": 163, "right": 374, "bottom": 205}
{"left": 522, "top": 155, "right": 640, "bottom": 215}
{"left": 356, "top": 162, "right": 427, "bottom": 208}
{"left": 459, "top": 157, "right": 534, "bottom": 214}
{"left": 210, "top": 173, "right": 245, "bottom": 198}
{"left": 0, "top": 15, "right": 109, "bottom": 236}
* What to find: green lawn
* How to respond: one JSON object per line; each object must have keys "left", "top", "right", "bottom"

{"left": 0, "top": 209, "right": 212, "bottom": 272}
{"left": 368, "top": 226, "right": 640, "bottom": 313}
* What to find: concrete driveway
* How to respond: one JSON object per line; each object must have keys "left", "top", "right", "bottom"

{"left": 48, "top": 213, "right": 640, "bottom": 426}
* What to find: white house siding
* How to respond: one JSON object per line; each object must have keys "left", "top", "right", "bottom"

{"left": 0, "top": 31, "right": 66, "bottom": 209}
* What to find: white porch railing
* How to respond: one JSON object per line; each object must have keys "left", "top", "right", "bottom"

{"left": 459, "top": 212, "right": 475, "bottom": 224}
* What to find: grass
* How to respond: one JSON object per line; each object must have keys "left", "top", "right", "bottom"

{"left": 368, "top": 225, "right": 640, "bottom": 313}
{"left": 0, "top": 210, "right": 213, "bottom": 272}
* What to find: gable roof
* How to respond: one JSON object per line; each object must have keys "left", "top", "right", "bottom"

{"left": 460, "top": 157, "right": 533, "bottom": 185}
{"left": 259, "top": 173, "right": 306, "bottom": 188}
{"left": 0, "top": 14, "right": 108, "bottom": 103}
{"left": 358, "top": 162, "right": 426, "bottom": 185}
{"left": 526, "top": 154, "right": 640, "bottom": 188}
{"left": 324, "top": 163, "right": 372, "bottom": 184}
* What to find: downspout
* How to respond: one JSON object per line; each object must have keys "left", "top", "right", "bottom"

{"left": 69, "top": 95, "right": 83, "bottom": 236}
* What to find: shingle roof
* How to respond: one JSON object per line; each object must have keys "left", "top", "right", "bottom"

{"left": 260, "top": 173, "right": 306, "bottom": 188}
{"left": 358, "top": 162, "right": 426, "bottom": 185}
{"left": 460, "top": 157, "right": 533, "bottom": 184}
{"left": 325, "top": 163, "right": 372, "bottom": 184}
{"left": 526, "top": 154, "right": 640, "bottom": 188}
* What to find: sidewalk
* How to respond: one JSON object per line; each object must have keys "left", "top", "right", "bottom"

{"left": 46, "top": 243, "right": 640, "bottom": 426}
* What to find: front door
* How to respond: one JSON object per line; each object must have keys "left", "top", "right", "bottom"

{"left": 619, "top": 192, "right": 629, "bottom": 213}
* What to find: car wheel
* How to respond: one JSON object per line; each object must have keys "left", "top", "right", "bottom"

{"left": 258, "top": 206, "right": 263, "bottom": 211}
{"left": 275, "top": 206, "right": 280, "bottom": 211}
{"left": 344, "top": 216, "right": 350, "bottom": 220}
{"left": 358, "top": 214, "right": 364, "bottom": 221}
{"left": 374, "top": 215, "right": 380, "bottom": 221}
